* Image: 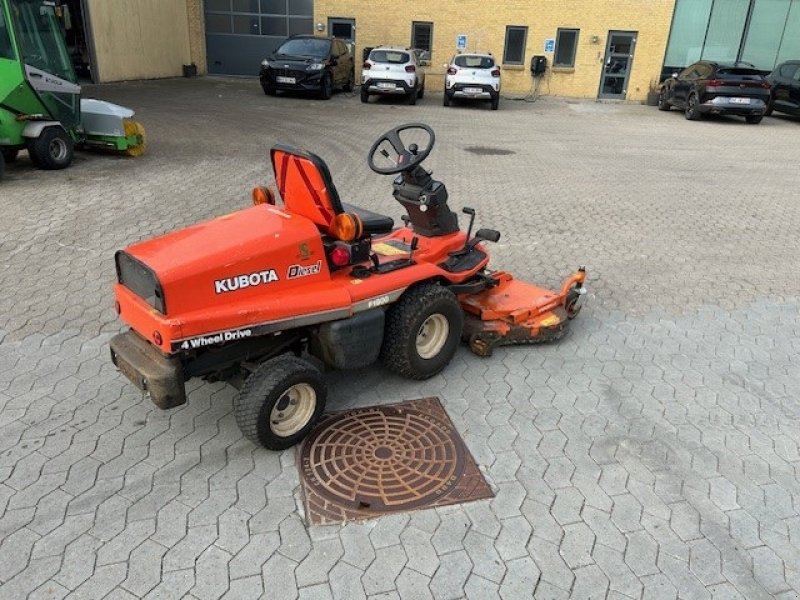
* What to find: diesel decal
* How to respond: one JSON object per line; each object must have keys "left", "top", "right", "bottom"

{"left": 179, "top": 329, "right": 252, "bottom": 350}
{"left": 214, "top": 270, "right": 279, "bottom": 294}
{"left": 287, "top": 260, "right": 322, "bottom": 279}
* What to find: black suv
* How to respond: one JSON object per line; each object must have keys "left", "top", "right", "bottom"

{"left": 658, "top": 61, "right": 770, "bottom": 124}
{"left": 260, "top": 35, "right": 355, "bottom": 99}
{"left": 766, "top": 61, "right": 800, "bottom": 117}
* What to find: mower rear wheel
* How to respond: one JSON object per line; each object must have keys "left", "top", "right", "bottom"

{"left": 235, "top": 355, "right": 327, "bottom": 450}
{"left": 27, "top": 127, "right": 73, "bottom": 170}
{"left": 381, "top": 284, "right": 463, "bottom": 380}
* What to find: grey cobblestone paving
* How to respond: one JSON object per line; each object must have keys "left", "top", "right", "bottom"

{"left": 1, "top": 77, "right": 800, "bottom": 598}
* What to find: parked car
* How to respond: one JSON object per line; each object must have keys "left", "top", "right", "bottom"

{"left": 260, "top": 35, "right": 355, "bottom": 99}
{"left": 361, "top": 46, "right": 425, "bottom": 105}
{"left": 657, "top": 61, "right": 770, "bottom": 124}
{"left": 765, "top": 60, "right": 800, "bottom": 117}
{"left": 443, "top": 53, "right": 501, "bottom": 110}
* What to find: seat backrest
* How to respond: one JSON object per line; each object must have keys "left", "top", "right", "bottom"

{"left": 270, "top": 145, "right": 344, "bottom": 229}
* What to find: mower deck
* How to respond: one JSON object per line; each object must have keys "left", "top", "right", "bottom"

{"left": 459, "top": 271, "right": 586, "bottom": 356}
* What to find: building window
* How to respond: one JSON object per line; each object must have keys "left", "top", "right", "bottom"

{"left": 503, "top": 25, "right": 527, "bottom": 65}
{"left": 554, "top": 28, "right": 579, "bottom": 67}
{"left": 0, "top": 5, "right": 15, "bottom": 59}
{"left": 412, "top": 21, "right": 433, "bottom": 52}
{"left": 411, "top": 21, "right": 433, "bottom": 64}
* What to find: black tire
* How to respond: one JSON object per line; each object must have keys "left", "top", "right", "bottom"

{"left": 360, "top": 87, "right": 369, "bottom": 103}
{"left": 408, "top": 87, "right": 418, "bottom": 105}
{"left": 418, "top": 83, "right": 425, "bottom": 99}
{"left": 443, "top": 92, "right": 451, "bottom": 107}
{"left": 685, "top": 93, "right": 701, "bottom": 121}
{"left": 1, "top": 148, "right": 18, "bottom": 163}
{"left": 565, "top": 286, "right": 584, "bottom": 320}
{"left": 657, "top": 89, "right": 670, "bottom": 111}
{"left": 343, "top": 70, "right": 355, "bottom": 93}
{"left": 262, "top": 84, "right": 276, "bottom": 96}
{"left": 235, "top": 355, "right": 327, "bottom": 450}
{"left": 27, "top": 127, "right": 74, "bottom": 170}
{"left": 0, "top": 152, "right": 4, "bottom": 182}
{"left": 745, "top": 114, "right": 763, "bottom": 125}
{"left": 320, "top": 72, "right": 333, "bottom": 100}
{"left": 764, "top": 100, "right": 774, "bottom": 116}
{"left": 380, "top": 284, "right": 463, "bottom": 380}
{"left": 491, "top": 95, "right": 500, "bottom": 110}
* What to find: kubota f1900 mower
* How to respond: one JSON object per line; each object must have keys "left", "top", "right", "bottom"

{"left": 110, "top": 123, "right": 587, "bottom": 450}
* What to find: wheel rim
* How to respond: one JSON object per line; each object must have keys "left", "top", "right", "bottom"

{"left": 49, "top": 138, "right": 68, "bottom": 161}
{"left": 658, "top": 91, "right": 664, "bottom": 107}
{"left": 416, "top": 314, "right": 450, "bottom": 359}
{"left": 269, "top": 383, "right": 316, "bottom": 437}
{"left": 687, "top": 96, "right": 695, "bottom": 115}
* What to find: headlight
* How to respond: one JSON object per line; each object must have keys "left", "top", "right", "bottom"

{"left": 308, "top": 63, "right": 325, "bottom": 71}
{"left": 261, "top": 59, "right": 269, "bottom": 67}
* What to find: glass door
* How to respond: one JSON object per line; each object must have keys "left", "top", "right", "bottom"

{"left": 599, "top": 31, "right": 637, "bottom": 100}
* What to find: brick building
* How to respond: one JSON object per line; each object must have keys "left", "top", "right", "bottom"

{"left": 74, "top": 0, "right": 800, "bottom": 104}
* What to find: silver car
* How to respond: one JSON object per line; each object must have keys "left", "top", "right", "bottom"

{"left": 361, "top": 46, "right": 426, "bottom": 105}
{"left": 444, "top": 53, "right": 501, "bottom": 110}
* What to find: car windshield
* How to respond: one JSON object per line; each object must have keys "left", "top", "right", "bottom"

{"left": 716, "top": 68, "right": 763, "bottom": 80}
{"left": 275, "top": 38, "right": 330, "bottom": 59}
{"left": 454, "top": 55, "right": 494, "bottom": 69}
{"left": 370, "top": 50, "right": 410, "bottom": 64}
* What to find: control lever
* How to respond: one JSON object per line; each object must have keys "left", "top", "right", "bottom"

{"left": 462, "top": 207, "right": 476, "bottom": 240}
{"left": 400, "top": 215, "right": 411, "bottom": 227}
{"left": 408, "top": 236, "right": 419, "bottom": 262}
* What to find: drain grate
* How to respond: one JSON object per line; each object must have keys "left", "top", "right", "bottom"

{"left": 298, "top": 397, "right": 493, "bottom": 525}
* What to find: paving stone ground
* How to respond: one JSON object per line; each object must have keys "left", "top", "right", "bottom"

{"left": 1, "top": 77, "right": 800, "bottom": 599}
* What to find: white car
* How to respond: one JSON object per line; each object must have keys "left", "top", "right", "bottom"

{"left": 444, "top": 53, "right": 501, "bottom": 110}
{"left": 361, "top": 46, "right": 425, "bottom": 105}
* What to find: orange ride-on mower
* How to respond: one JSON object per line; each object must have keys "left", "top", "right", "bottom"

{"left": 110, "top": 123, "right": 587, "bottom": 450}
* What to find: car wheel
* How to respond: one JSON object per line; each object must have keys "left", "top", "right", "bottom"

{"left": 745, "top": 114, "right": 763, "bottom": 124}
{"left": 657, "top": 89, "right": 671, "bottom": 111}
{"left": 491, "top": 94, "right": 500, "bottom": 110}
{"left": 1, "top": 148, "right": 18, "bottom": 163}
{"left": 234, "top": 355, "right": 327, "bottom": 450}
{"left": 418, "top": 82, "right": 425, "bottom": 99}
{"left": 262, "top": 84, "right": 276, "bottom": 96}
{"left": 408, "top": 87, "right": 418, "bottom": 105}
{"left": 343, "top": 69, "right": 355, "bottom": 93}
{"left": 319, "top": 72, "right": 333, "bottom": 100}
{"left": 380, "top": 283, "right": 463, "bottom": 380}
{"left": 685, "top": 93, "right": 701, "bottom": 121}
{"left": 443, "top": 92, "right": 451, "bottom": 107}
{"left": 27, "top": 127, "right": 74, "bottom": 170}
{"left": 764, "top": 99, "right": 774, "bottom": 116}
{"left": 360, "top": 87, "right": 369, "bottom": 103}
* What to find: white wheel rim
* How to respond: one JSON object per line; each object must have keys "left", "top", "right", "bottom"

{"left": 416, "top": 313, "right": 449, "bottom": 359}
{"left": 269, "top": 383, "right": 316, "bottom": 437}
{"left": 50, "top": 138, "right": 68, "bottom": 161}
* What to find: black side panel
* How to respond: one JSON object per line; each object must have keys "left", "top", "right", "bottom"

{"left": 310, "top": 309, "right": 385, "bottom": 369}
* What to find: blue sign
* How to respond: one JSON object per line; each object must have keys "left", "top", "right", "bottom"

{"left": 544, "top": 38, "right": 555, "bottom": 53}
{"left": 457, "top": 34, "right": 467, "bottom": 51}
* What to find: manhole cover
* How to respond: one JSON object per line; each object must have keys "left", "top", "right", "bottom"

{"left": 464, "top": 146, "right": 515, "bottom": 156}
{"left": 299, "top": 397, "right": 493, "bottom": 525}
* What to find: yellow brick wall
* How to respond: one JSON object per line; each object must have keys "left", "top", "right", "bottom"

{"left": 186, "top": 0, "right": 208, "bottom": 75}
{"left": 316, "top": 0, "right": 676, "bottom": 102}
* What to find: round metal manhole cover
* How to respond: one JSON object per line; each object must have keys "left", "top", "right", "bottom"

{"left": 300, "top": 403, "right": 466, "bottom": 512}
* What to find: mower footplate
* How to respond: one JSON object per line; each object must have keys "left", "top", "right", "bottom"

{"left": 459, "top": 273, "right": 581, "bottom": 357}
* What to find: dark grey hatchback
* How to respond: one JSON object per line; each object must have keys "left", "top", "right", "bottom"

{"left": 766, "top": 61, "right": 800, "bottom": 117}
{"left": 657, "top": 61, "right": 771, "bottom": 124}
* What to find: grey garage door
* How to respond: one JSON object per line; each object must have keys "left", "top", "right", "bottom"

{"left": 205, "top": 0, "right": 314, "bottom": 76}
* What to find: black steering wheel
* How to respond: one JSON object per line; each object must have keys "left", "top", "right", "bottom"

{"left": 367, "top": 123, "right": 435, "bottom": 175}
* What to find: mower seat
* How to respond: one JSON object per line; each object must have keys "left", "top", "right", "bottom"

{"left": 270, "top": 145, "right": 394, "bottom": 235}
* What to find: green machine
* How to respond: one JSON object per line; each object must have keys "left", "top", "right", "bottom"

{"left": 0, "top": 0, "right": 145, "bottom": 181}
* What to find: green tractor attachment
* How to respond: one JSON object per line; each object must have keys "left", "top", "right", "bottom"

{"left": 0, "top": 0, "right": 145, "bottom": 181}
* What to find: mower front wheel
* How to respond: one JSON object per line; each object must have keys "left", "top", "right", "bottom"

{"left": 27, "top": 127, "right": 74, "bottom": 170}
{"left": 381, "top": 284, "right": 463, "bottom": 380}
{"left": 235, "top": 355, "right": 327, "bottom": 450}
